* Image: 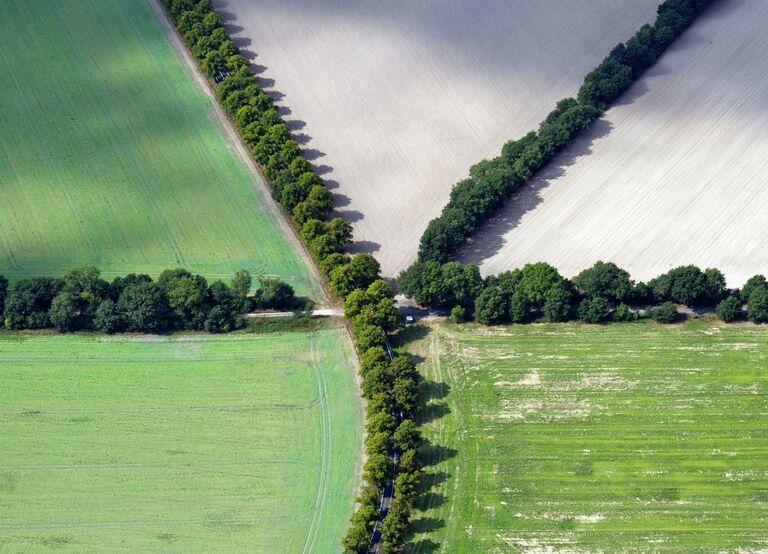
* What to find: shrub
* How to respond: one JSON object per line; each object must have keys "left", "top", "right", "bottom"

{"left": 474, "top": 286, "right": 508, "bottom": 325}
{"left": 543, "top": 286, "right": 573, "bottom": 322}
{"left": 612, "top": 302, "right": 637, "bottom": 322}
{"left": 577, "top": 296, "right": 613, "bottom": 324}
{"left": 748, "top": 287, "right": 768, "bottom": 323}
{"left": 650, "top": 301, "right": 679, "bottom": 324}
{"left": 716, "top": 296, "right": 742, "bottom": 323}
{"left": 450, "top": 305, "right": 466, "bottom": 324}
{"left": 572, "top": 261, "right": 632, "bottom": 303}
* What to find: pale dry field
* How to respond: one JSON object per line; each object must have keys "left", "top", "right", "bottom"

{"left": 466, "top": 0, "right": 768, "bottom": 288}
{"left": 214, "top": 0, "right": 659, "bottom": 276}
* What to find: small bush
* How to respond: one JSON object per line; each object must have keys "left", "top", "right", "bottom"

{"left": 450, "top": 305, "right": 466, "bottom": 324}
{"left": 715, "top": 296, "right": 742, "bottom": 323}
{"left": 650, "top": 302, "right": 679, "bottom": 324}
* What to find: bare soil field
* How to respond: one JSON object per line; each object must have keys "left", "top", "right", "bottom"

{"left": 465, "top": 0, "right": 768, "bottom": 288}
{"left": 214, "top": 0, "right": 659, "bottom": 277}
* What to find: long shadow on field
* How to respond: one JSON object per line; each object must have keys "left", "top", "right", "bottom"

{"left": 216, "top": 2, "right": 370, "bottom": 246}
{"left": 392, "top": 324, "right": 454, "bottom": 552}
{"left": 459, "top": 117, "right": 615, "bottom": 267}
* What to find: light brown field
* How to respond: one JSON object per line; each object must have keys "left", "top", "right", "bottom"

{"left": 465, "top": 0, "right": 768, "bottom": 287}
{"left": 214, "top": 0, "right": 659, "bottom": 276}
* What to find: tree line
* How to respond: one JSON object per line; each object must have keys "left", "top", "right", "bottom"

{"left": 0, "top": 267, "right": 294, "bottom": 334}
{"left": 414, "top": 0, "right": 717, "bottom": 266}
{"left": 401, "top": 260, "right": 768, "bottom": 326}
{"left": 161, "top": 1, "right": 421, "bottom": 550}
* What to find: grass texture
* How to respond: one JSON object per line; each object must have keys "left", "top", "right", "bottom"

{"left": 0, "top": 329, "right": 362, "bottom": 552}
{"left": 0, "top": 0, "right": 319, "bottom": 297}
{"left": 403, "top": 320, "right": 768, "bottom": 552}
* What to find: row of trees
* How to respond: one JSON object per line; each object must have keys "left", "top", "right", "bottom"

{"left": 340, "top": 279, "right": 422, "bottom": 551}
{"left": 401, "top": 260, "right": 768, "bottom": 325}
{"left": 162, "top": 1, "right": 423, "bottom": 550}
{"left": 414, "top": 0, "right": 716, "bottom": 266}
{"left": 0, "top": 267, "right": 294, "bottom": 334}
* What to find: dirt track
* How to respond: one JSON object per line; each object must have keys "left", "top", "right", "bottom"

{"left": 213, "top": 0, "right": 658, "bottom": 277}
{"left": 465, "top": 0, "right": 768, "bottom": 287}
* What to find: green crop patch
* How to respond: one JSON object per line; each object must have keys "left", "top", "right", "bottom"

{"left": 0, "top": 0, "right": 318, "bottom": 297}
{"left": 0, "top": 329, "right": 362, "bottom": 552}
{"left": 403, "top": 320, "right": 768, "bottom": 552}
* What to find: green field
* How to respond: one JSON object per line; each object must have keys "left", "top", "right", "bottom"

{"left": 0, "top": 329, "right": 362, "bottom": 552}
{"left": 0, "top": 0, "right": 319, "bottom": 297}
{"left": 402, "top": 321, "right": 768, "bottom": 552}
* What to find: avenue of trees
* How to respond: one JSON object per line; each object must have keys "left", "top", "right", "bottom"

{"left": 0, "top": 267, "right": 294, "bottom": 334}
{"left": 402, "top": 260, "right": 768, "bottom": 326}
{"left": 415, "top": 0, "right": 716, "bottom": 266}
{"left": 162, "top": 1, "right": 422, "bottom": 551}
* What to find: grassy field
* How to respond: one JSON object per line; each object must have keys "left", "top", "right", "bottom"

{"left": 401, "top": 320, "right": 768, "bottom": 552}
{"left": 0, "top": 0, "right": 319, "bottom": 297}
{"left": 0, "top": 329, "right": 362, "bottom": 552}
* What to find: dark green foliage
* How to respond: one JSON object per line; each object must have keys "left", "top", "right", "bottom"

{"left": 330, "top": 254, "right": 381, "bottom": 298}
{"left": 450, "top": 305, "right": 466, "bottom": 324}
{"left": 748, "top": 287, "right": 768, "bottom": 323}
{"left": 739, "top": 275, "right": 767, "bottom": 303}
{"left": 474, "top": 286, "right": 509, "bottom": 325}
{"left": 613, "top": 303, "right": 637, "bottom": 322}
{"left": 93, "top": 299, "right": 123, "bottom": 334}
{"left": 408, "top": 0, "right": 713, "bottom": 269}
{"left": 49, "top": 292, "right": 79, "bottom": 332}
{"left": 578, "top": 296, "right": 613, "bottom": 324}
{"left": 508, "top": 289, "right": 530, "bottom": 323}
{"left": 543, "top": 286, "right": 573, "bottom": 322}
{"left": 394, "top": 419, "right": 421, "bottom": 451}
{"left": 253, "top": 277, "right": 295, "bottom": 311}
{"left": 3, "top": 277, "right": 63, "bottom": 329}
{"left": 573, "top": 261, "right": 633, "bottom": 303}
{"left": 230, "top": 269, "right": 252, "bottom": 312}
{"left": 158, "top": 269, "right": 210, "bottom": 329}
{"left": 650, "top": 301, "right": 679, "bottom": 324}
{"left": 519, "top": 262, "right": 564, "bottom": 305}
{"left": 649, "top": 265, "right": 724, "bottom": 306}
{"left": 716, "top": 296, "right": 742, "bottom": 323}
{"left": 398, "top": 261, "right": 482, "bottom": 309}
{"left": 117, "top": 282, "right": 170, "bottom": 333}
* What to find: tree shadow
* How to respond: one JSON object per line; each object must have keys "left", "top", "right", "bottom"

{"left": 407, "top": 539, "right": 440, "bottom": 553}
{"left": 460, "top": 118, "right": 614, "bottom": 267}
{"left": 334, "top": 209, "right": 363, "bottom": 223}
{"left": 415, "top": 492, "right": 446, "bottom": 511}
{"left": 409, "top": 517, "right": 445, "bottom": 533}
{"left": 393, "top": 323, "right": 431, "bottom": 347}
{"left": 347, "top": 240, "right": 381, "bottom": 254}
{"left": 420, "top": 440, "right": 458, "bottom": 467}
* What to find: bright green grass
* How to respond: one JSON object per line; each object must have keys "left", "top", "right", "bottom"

{"left": 402, "top": 320, "right": 768, "bottom": 553}
{"left": 0, "top": 329, "right": 362, "bottom": 552}
{"left": 0, "top": 0, "right": 319, "bottom": 297}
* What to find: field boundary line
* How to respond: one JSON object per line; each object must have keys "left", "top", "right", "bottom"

{"left": 146, "top": 0, "right": 327, "bottom": 304}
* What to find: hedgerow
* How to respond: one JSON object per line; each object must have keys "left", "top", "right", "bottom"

{"left": 160, "top": 1, "right": 421, "bottom": 550}
{"left": 414, "top": 0, "right": 717, "bottom": 265}
{"left": 0, "top": 266, "right": 289, "bottom": 333}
